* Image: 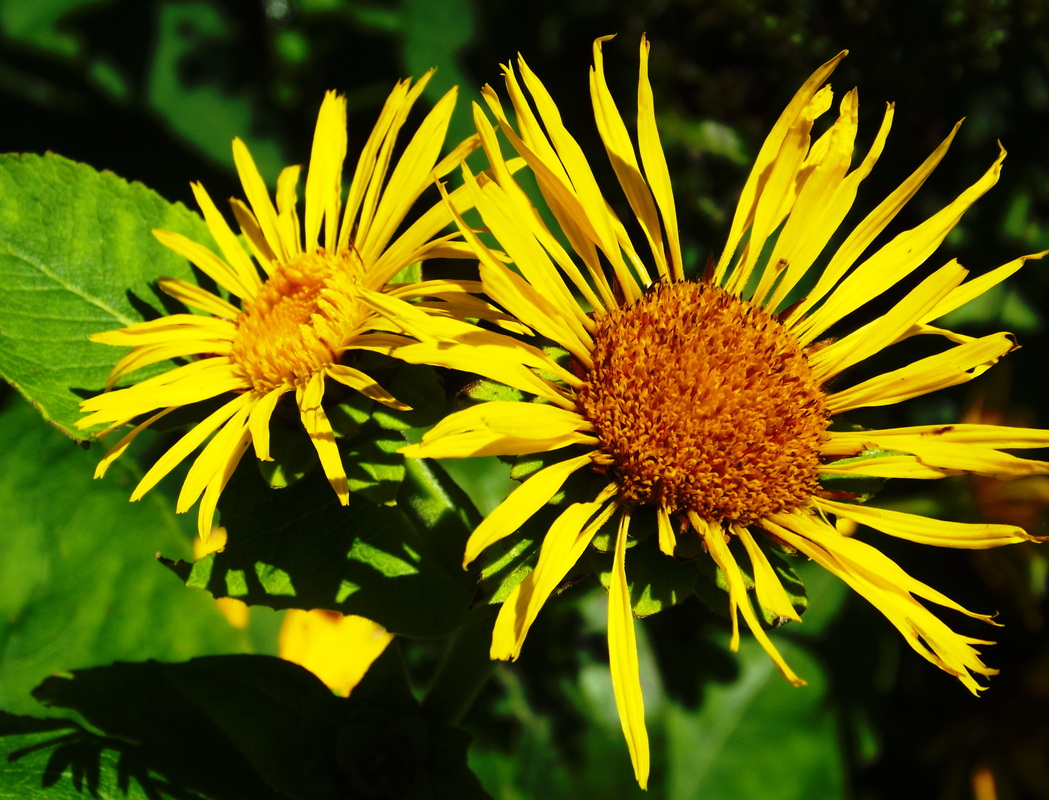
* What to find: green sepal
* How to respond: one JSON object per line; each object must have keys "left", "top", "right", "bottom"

{"left": 459, "top": 378, "right": 527, "bottom": 405}
{"left": 819, "top": 448, "right": 901, "bottom": 501}
{"left": 162, "top": 461, "right": 472, "bottom": 639}
{"left": 0, "top": 153, "right": 211, "bottom": 438}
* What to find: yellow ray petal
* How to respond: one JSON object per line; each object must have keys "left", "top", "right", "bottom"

{"left": 828, "top": 423, "right": 1049, "bottom": 451}
{"left": 918, "top": 250, "right": 1048, "bottom": 327}
{"left": 177, "top": 400, "right": 254, "bottom": 514}
{"left": 305, "top": 91, "right": 347, "bottom": 252}
{"left": 491, "top": 489, "right": 617, "bottom": 659}
{"left": 297, "top": 372, "right": 348, "bottom": 505}
{"left": 819, "top": 453, "right": 957, "bottom": 480}
{"left": 361, "top": 87, "right": 457, "bottom": 263}
{"left": 734, "top": 525, "right": 802, "bottom": 623}
{"left": 275, "top": 164, "right": 303, "bottom": 257}
{"left": 816, "top": 498, "right": 1044, "bottom": 548}
{"left": 797, "top": 143, "right": 1005, "bottom": 343}
{"left": 158, "top": 278, "right": 241, "bottom": 319}
{"left": 716, "top": 50, "right": 846, "bottom": 286}
{"left": 279, "top": 610, "right": 394, "bottom": 696}
{"left": 607, "top": 511, "right": 650, "bottom": 790}
{"left": 809, "top": 260, "right": 968, "bottom": 383}
{"left": 91, "top": 407, "right": 176, "bottom": 478}
{"left": 637, "top": 34, "right": 683, "bottom": 281}
{"left": 827, "top": 332, "right": 1016, "bottom": 414}
{"left": 405, "top": 402, "right": 596, "bottom": 459}
{"left": 462, "top": 453, "right": 594, "bottom": 567}
{"left": 656, "top": 505, "right": 676, "bottom": 556}
{"left": 232, "top": 137, "right": 287, "bottom": 262}
{"left": 230, "top": 197, "right": 278, "bottom": 275}
{"left": 152, "top": 228, "right": 254, "bottom": 300}
{"left": 590, "top": 35, "right": 667, "bottom": 281}
{"left": 190, "top": 181, "right": 261, "bottom": 294}
{"left": 247, "top": 387, "right": 284, "bottom": 462}
{"left": 196, "top": 422, "right": 253, "bottom": 541}
{"left": 785, "top": 120, "right": 961, "bottom": 333}
{"left": 692, "top": 512, "right": 804, "bottom": 685}
{"left": 326, "top": 364, "right": 410, "bottom": 410}
{"left": 765, "top": 511, "right": 996, "bottom": 694}
{"left": 105, "top": 339, "right": 234, "bottom": 387}
{"left": 130, "top": 393, "right": 254, "bottom": 501}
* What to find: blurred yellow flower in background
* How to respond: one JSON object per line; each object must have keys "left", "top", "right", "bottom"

{"left": 279, "top": 610, "right": 394, "bottom": 696}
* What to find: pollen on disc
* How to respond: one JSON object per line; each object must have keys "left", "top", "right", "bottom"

{"left": 577, "top": 281, "right": 829, "bottom": 524}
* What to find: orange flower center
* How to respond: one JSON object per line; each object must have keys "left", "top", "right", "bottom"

{"left": 577, "top": 281, "right": 829, "bottom": 524}
{"left": 231, "top": 250, "right": 367, "bottom": 393}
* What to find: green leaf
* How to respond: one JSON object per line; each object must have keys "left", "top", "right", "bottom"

{"left": 664, "top": 637, "right": 844, "bottom": 800}
{"left": 163, "top": 462, "right": 473, "bottom": 638}
{"left": 29, "top": 652, "right": 490, "bottom": 800}
{"left": 0, "top": 713, "right": 194, "bottom": 800}
{"left": 0, "top": 396, "right": 246, "bottom": 718}
{"left": 0, "top": 152, "right": 210, "bottom": 437}
{"left": 146, "top": 2, "right": 285, "bottom": 176}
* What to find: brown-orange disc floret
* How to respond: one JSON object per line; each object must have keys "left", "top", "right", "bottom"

{"left": 577, "top": 281, "right": 829, "bottom": 523}
{"left": 231, "top": 249, "right": 367, "bottom": 393}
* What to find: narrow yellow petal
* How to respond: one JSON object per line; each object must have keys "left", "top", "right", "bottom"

{"left": 797, "top": 142, "right": 1005, "bottom": 344}
{"left": 809, "top": 260, "right": 968, "bottom": 383}
{"left": 637, "top": 34, "right": 683, "bottom": 281}
{"left": 716, "top": 50, "right": 846, "bottom": 286}
{"left": 462, "top": 453, "right": 594, "bottom": 567}
{"left": 297, "top": 373, "right": 348, "bottom": 505}
{"left": 232, "top": 137, "right": 287, "bottom": 262}
{"left": 816, "top": 498, "right": 1044, "bottom": 549}
{"left": 230, "top": 198, "right": 278, "bottom": 275}
{"left": 656, "top": 505, "right": 676, "bottom": 556}
{"left": 279, "top": 611, "right": 394, "bottom": 696}
{"left": 735, "top": 525, "right": 802, "bottom": 623}
{"left": 305, "top": 91, "right": 347, "bottom": 252}
{"left": 130, "top": 393, "right": 254, "bottom": 501}
{"left": 91, "top": 408, "right": 176, "bottom": 478}
{"left": 326, "top": 364, "right": 409, "bottom": 410}
{"left": 190, "top": 181, "right": 261, "bottom": 294}
{"left": 360, "top": 87, "right": 457, "bottom": 263}
{"left": 827, "top": 332, "right": 1016, "bottom": 414}
{"left": 785, "top": 119, "right": 961, "bottom": 332}
{"left": 152, "top": 228, "right": 253, "bottom": 299}
{"left": 607, "top": 511, "right": 650, "bottom": 790}
{"left": 590, "top": 35, "right": 667, "bottom": 281}
{"left": 247, "top": 387, "right": 285, "bottom": 462}
{"left": 919, "top": 250, "right": 1048, "bottom": 327}
{"left": 275, "top": 164, "right": 303, "bottom": 257}
{"left": 491, "top": 489, "right": 616, "bottom": 659}
{"left": 406, "top": 402, "right": 595, "bottom": 459}
{"left": 196, "top": 423, "right": 253, "bottom": 541}
{"left": 765, "top": 511, "right": 997, "bottom": 694}
{"left": 692, "top": 512, "right": 804, "bottom": 685}
{"left": 177, "top": 400, "right": 254, "bottom": 514}
{"left": 158, "top": 278, "right": 241, "bottom": 319}
{"left": 819, "top": 453, "right": 957, "bottom": 480}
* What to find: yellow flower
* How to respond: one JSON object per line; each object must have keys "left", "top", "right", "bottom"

{"left": 78, "top": 77, "right": 489, "bottom": 539}
{"left": 279, "top": 609, "right": 394, "bottom": 696}
{"left": 365, "top": 37, "right": 1049, "bottom": 787}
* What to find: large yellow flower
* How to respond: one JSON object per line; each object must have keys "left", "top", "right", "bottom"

{"left": 79, "top": 76, "right": 491, "bottom": 539}
{"left": 365, "top": 38, "right": 1049, "bottom": 787}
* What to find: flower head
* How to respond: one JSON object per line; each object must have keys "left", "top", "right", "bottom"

{"left": 367, "top": 37, "right": 1049, "bottom": 787}
{"left": 79, "top": 76, "right": 483, "bottom": 538}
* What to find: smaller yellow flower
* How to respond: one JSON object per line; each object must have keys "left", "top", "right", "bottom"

{"left": 79, "top": 77, "right": 490, "bottom": 538}
{"left": 279, "top": 610, "right": 394, "bottom": 696}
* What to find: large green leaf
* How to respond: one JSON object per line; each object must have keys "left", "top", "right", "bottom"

{"left": 664, "top": 637, "right": 844, "bottom": 800}
{"left": 26, "top": 652, "right": 489, "bottom": 800}
{"left": 0, "top": 396, "right": 247, "bottom": 717}
{"left": 0, "top": 152, "right": 209, "bottom": 436}
{"left": 0, "top": 713, "right": 207, "bottom": 800}
{"left": 163, "top": 459, "right": 474, "bottom": 639}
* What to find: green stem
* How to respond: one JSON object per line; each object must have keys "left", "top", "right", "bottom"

{"left": 422, "top": 606, "right": 498, "bottom": 726}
